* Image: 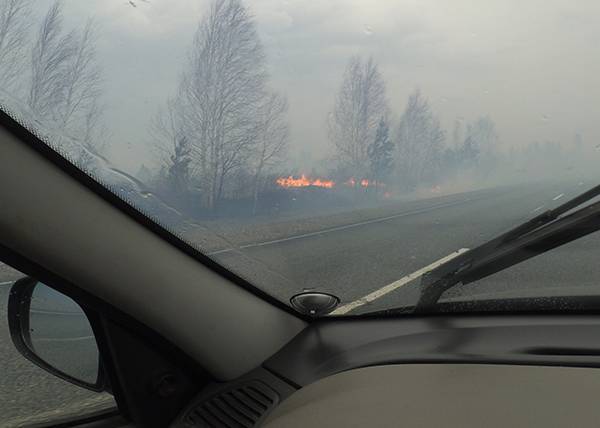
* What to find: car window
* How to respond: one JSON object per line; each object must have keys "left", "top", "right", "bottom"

{"left": 1, "top": 0, "right": 600, "bottom": 317}
{"left": 0, "top": 262, "right": 116, "bottom": 428}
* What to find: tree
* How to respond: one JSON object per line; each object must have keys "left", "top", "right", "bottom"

{"left": 464, "top": 116, "right": 497, "bottom": 157}
{"left": 251, "top": 92, "right": 288, "bottom": 214}
{"left": 395, "top": 90, "right": 445, "bottom": 190}
{"left": 167, "top": 136, "right": 193, "bottom": 202}
{"left": 173, "top": 0, "right": 268, "bottom": 211}
{"left": 367, "top": 117, "right": 393, "bottom": 197}
{"left": 463, "top": 116, "right": 498, "bottom": 172}
{"left": 58, "top": 20, "right": 102, "bottom": 142}
{"left": 329, "top": 56, "right": 387, "bottom": 185}
{"left": 28, "top": 1, "right": 105, "bottom": 162}
{"left": 0, "top": 0, "right": 31, "bottom": 89}
{"left": 151, "top": 99, "right": 194, "bottom": 209}
{"left": 451, "top": 119, "right": 463, "bottom": 149}
{"left": 28, "top": 1, "right": 75, "bottom": 119}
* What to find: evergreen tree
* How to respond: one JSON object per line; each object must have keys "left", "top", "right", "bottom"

{"left": 367, "top": 118, "right": 394, "bottom": 197}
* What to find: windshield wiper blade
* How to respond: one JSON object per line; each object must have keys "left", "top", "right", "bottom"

{"left": 416, "top": 183, "right": 600, "bottom": 312}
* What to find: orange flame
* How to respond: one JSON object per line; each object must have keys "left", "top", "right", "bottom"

{"left": 276, "top": 175, "right": 386, "bottom": 190}
{"left": 345, "top": 178, "right": 373, "bottom": 187}
{"left": 276, "top": 175, "right": 335, "bottom": 189}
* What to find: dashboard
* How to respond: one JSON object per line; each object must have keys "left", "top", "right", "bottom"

{"left": 173, "top": 315, "right": 600, "bottom": 427}
{"left": 263, "top": 363, "right": 600, "bottom": 427}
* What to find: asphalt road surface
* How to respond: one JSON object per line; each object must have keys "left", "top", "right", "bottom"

{"left": 2, "top": 180, "right": 600, "bottom": 425}
{"left": 212, "top": 180, "right": 600, "bottom": 315}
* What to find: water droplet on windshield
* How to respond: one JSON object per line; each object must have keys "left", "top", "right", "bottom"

{"left": 541, "top": 114, "right": 549, "bottom": 122}
{"left": 363, "top": 25, "right": 373, "bottom": 36}
{"left": 140, "top": 191, "right": 153, "bottom": 198}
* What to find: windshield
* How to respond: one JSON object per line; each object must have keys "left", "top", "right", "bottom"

{"left": 2, "top": 0, "right": 600, "bottom": 316}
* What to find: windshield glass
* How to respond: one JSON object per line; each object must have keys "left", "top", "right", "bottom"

{"left": 2, "top": 0, "right": 600, "bottom": 316}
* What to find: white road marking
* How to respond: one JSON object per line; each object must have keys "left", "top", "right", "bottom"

{"left": 208, "top": 199, "right": 473, "bottom": 256}
{"left": 330, "top": 248, "right": 470, "bottom": 315}
{"left": 553, "top": 193, "right": 565, "bottom": 201}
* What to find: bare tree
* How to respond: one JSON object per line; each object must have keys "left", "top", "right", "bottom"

{"left": 0, "top": 0, "right": 31, "bottom": 89}
{"left": 395, "top": 89, "right": 445, "bottom": 190}
{"left": 28, "top": 1, "right": 75, "bottom": 119}
{"left": 173, "top": 0, "right": 268, "bottom": 210}
{"left": 28, "top": 1, "right": 106, "bottom": 164}
{"left": 251, "top": 92, "right": 288, "bottom": 213}
{"left": 329, "top": 56, "right": 388, "bottom": 185}
{"left": 59, "top": 20, "right": 102, "bottom": 137}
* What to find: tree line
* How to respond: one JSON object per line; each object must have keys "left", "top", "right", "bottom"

{"left": 8, "top": 0, "right": 584, "bottom": 220}
{"left": 0, "top": 0, "right": 106, "bottom": 164}
{"left": 151, "top": 0, "right": 506, "bottom": 215}
{"left": 328, "top": 56, "right": 500, "bottom": 195}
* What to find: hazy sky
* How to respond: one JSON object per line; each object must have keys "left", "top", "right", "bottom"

{"left": 28, "top": 0, "right": 600, "bottom": 172}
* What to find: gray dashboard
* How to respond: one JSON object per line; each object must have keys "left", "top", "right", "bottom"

{"left": 263, "top": 363, "right": 600, "bottom": 427}
{"left": 174, "top": 315, "right": 600, "bottom": 427}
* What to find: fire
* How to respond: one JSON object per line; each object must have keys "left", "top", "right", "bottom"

{"left": 345, "top": 178, "right": 373, "bottom": 188}
{"left": 276, "top": 174, "right": 335, "bottom": 189}
{"left": 276, "top": 175, "right": 385, "bottom": 189}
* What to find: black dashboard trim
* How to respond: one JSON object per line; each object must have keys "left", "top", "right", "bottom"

{"left": 264, "top": 315, "right": 600, "bottom": 387}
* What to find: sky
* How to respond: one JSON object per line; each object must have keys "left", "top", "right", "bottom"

{"left": 23, "top": 0, "right": 600, "bottom": 173}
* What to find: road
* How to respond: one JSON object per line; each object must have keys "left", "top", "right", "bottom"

{"left": 2, "top": 180, "right": 600, "bottom": 425}
{"left": 211, "top": 180, "right": 600, "bottom": 315}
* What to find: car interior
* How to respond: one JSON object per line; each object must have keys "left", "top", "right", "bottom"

{"left": 4, "top": 93, "right": 600, "bottom": 428}
{"left": 3, "top": 0, "right": 600, "bottom": 426}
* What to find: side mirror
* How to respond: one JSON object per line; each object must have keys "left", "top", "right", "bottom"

{"left": 8, "top": 277, "right": 106, "bottom": 392}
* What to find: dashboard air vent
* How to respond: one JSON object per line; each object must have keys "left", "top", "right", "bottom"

{"left": 185, "top": 380, "right": 280, "bottom": 427}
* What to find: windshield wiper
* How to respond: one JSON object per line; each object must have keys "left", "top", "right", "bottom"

{"left": 416, "top": 183, "right": 600, "bottom": 312}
